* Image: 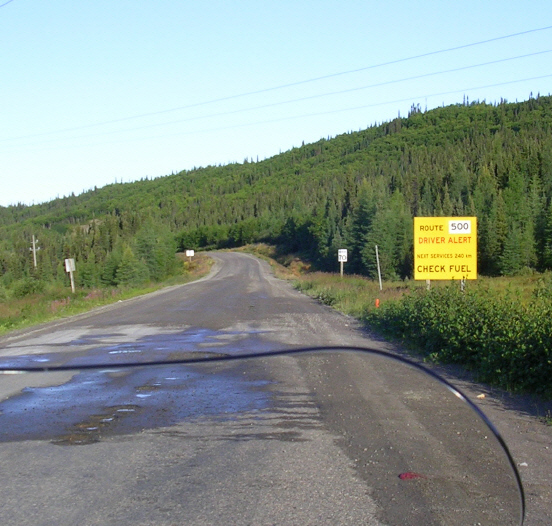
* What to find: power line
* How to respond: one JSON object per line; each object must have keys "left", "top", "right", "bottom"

{"left": 2, "top": 24, "right": 551, "bottom": 143}
{"left": 4, "top": 49, "right": 550, "bottom": 148}
{"left": 16, "top": 74, "right": 552, "bottom": 152}
{"left": 129, "top": 74, "right": 552, "bottom": 140}
{"left": 0, "top": 0, "right": 15, "bottom": 7}
{"left": 121, "top": 49, "right": 550, "bottom": 133}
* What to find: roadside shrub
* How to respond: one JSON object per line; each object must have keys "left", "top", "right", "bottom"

{"left": 11, "top": 277, "right": 45, "bottom": 298}
{"left": 314, "top": 288, "right": 344, "bottom": 306}
{"left": 533, "top": 274, "right": 552, "bottom": 302}
{"left": 0, "top": 286, "right": 8, "bottom": 302}
{"left": 365, "top": 285, "right": 552, "bottom": 397}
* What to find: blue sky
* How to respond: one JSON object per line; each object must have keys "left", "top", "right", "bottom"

{"left": 1, "top": 1, "right": 551, "bottom": 207}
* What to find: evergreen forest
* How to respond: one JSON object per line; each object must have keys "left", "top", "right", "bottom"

{"left": 2, "top": 94, "right": 552, "bottom": 295}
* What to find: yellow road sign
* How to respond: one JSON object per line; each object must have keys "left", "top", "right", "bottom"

{"left": 414, "top": 217, "right": 477, "bottom": 280}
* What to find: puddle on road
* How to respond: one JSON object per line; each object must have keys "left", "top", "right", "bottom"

{"left": 0, "top": 327, "right": 273, "bottom": 371}
{"left": 0, "top": 327, "right": 314, "bottom": 446}
{"left": 0, "top": 363, "right": 274, "bottom": 445}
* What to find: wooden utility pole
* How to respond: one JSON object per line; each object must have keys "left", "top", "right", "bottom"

{"left": 375, "top": 245, "right": 383, "bottom": 291}
{"left": 30, "top": 235, "right": 40, "bottom": 268}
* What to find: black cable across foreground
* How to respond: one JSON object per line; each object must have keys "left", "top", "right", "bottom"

{"left": 0, "top": 344, "right": 525, "bottom": 524}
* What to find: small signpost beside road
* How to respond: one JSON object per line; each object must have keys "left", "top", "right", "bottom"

{"left": 185, "top": 249, "right": 195, "bottom": 263}
{"left": 414, "top": 217, "right": 478, "bottom": 285}
{"left": 65, "top": 258, "right": 76, "bottom": 293}
{"left": 338, "top": 249, "right": 347, "bottom": 278}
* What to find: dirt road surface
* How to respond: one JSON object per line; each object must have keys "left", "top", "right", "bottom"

{"left": 0, "top": 252, "right": 549, "bottom": 525}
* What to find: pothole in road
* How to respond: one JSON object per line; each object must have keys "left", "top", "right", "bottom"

{"left": 51, "top": 405, "right": 140, "bottom": 446}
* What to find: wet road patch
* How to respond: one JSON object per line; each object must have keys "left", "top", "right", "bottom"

{"left": 0, "top": 363, "right": 274, "bottom": 445}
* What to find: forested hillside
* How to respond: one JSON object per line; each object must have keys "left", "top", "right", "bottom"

{"left": 1, "top": 95, "right": 552, "bottom": 293}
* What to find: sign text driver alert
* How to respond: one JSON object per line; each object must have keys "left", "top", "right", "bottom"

{"left": 414, "top": 217, "right": 477, "bottom": 281}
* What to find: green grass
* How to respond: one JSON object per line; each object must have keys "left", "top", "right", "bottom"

{"left": 0, "top": 253, "right": 213, "bottom": 336}
{"left": 292, "top": 269, "right": 552, "bottom": 317}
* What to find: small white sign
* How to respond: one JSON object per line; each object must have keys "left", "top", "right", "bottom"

{"left": 185, "top": 250, "right": 195, "bottom": 257}
{"left": 64, "top": 258, "right": 76, "bottom": 272}
{"left": 338, "top": 249, "right": 348, "bottom": 262}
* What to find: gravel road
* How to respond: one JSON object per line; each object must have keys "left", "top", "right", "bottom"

{"left": 0, "top": 251, "right": 548, "bottom": 525}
